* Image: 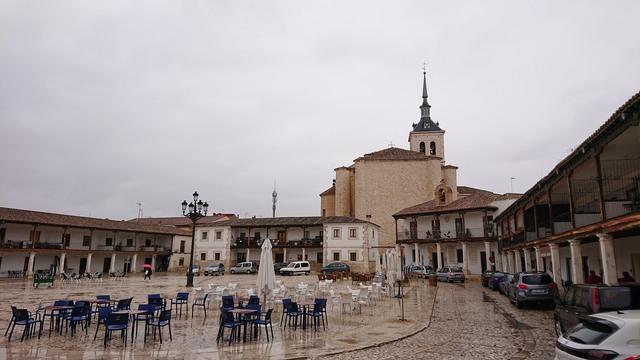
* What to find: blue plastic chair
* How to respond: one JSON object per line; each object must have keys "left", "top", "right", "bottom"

{"left": 307, "top": 300, "right": 326, "bottom": 331}
{"left": 132, "top": 304, "right": 155, "bottom": 340}
{"left": 144, "top": 309, "right": 172, "bottom": 344}
{"left": 248, "top": 296, "right": 260, "bottom": 305}
{"left": 7, "top": 308, "right": 43, "bottom": 342}
{"left": 103, "top": 313, "right": 128, "bottom": 348}
{"left": 171, "top": 292, "right": 189, "bottom": 318}
{"left": 217, "top": 310, "right": 242, "bottom": 345}
{"left": 285, "top": 302, "right": 301, "bottom": 330}
{"left": 253, "top": 309, "right": 274, "bottom": 341}
{"left": 280, "top": 298, "right": 291, "bottom": 326}
{"left": 93, "top": 307, "right": 112, "bottom": 340}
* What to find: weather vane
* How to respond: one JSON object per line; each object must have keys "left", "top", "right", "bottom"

{"left": 422, "top": 61, "right": 427, "bottom": 73}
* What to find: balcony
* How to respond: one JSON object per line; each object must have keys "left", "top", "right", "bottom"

{"left": 231, "top": 237, "right": 323, "bottom": 248}
{"left": 397, "top": 227, "right": 496, "bottom": 243}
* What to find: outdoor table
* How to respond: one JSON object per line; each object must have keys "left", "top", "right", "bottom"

{"left": 297, "top": 301, "right": 315, "bottom": 330}
{"left": 228, "top": 308, "right": 259, "bottom": 342}
{"left": 113, "top": 309, "right": 148, "bottom": 341}
{"left": 42, "top": 305, "right": 74, "bottom": 335}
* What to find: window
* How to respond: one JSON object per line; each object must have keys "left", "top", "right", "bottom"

{"left": 333, "top": 252, "right": 340, "bottom": 261}
{"left": 429, "top": 141, "right": 436, "bottom": 155}
{"left": 419, "top": 142, "right": 425, "bottom": 154}
{"left": 439, "top": 189, "right": 446, "bottom": 204}
{"left": 304, "top": 231, "right": 310, "bottom": 239}
{"left": 349, "top": 228, "right": 357, "bottom": 239}
{"left": 332, "top": 228, "right": 341, "bottom": 239}
{"left": 0, "top": 228, "right": 5, "bottom": 242}
{"left": 63, "top": 234, "right": 71, "bottom": 247}
{"left": 215, "top": 252, "right": 220, "bottom": 261}
{"left": 178, "top": 257, "right": 184, "bottom": 266}
{"left": 239, "top": 232, "right": 246, "bottom": 239}
{"left": 349, "top": 252, "right": 357, "bottom": 261}
{"left": 322, "top": 209, "right": 326, "bottom": 216}
{"left": 180, "top": 240, "right": 185, "bottom": 253}
{"left": 201, "top": 231, "right": 208, "bottom": 240}
{"left": 82, "top": 235, "right": 91, "bottom": 247}
{"left": 216, "top": 231, "right": 222, "bottom": 240}
{"left": 456, "top": 249, "right": 463, "bottom": 263}
{"left": 105, "top": 238, "right": 113, "bottom": 246}
{"left": 200, "top": 253, "right": 206, "bottom": 261}
{"left": 254, "top": 232, "right": 260, "bottom": 240}
{"left": 145, "top": 239, "right": 152, "bottom": 247}
{"left": 126, "top": 238, "right": 133, "bottom": 247}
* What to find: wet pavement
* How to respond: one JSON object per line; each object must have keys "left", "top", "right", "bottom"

{"left": 0, "top": 274, "right": 435, "bottom": 359}
{"left": 321, "top": 281, "right": 556, "bottom": 360}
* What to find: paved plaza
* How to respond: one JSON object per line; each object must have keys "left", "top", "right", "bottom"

{"left": 0, "top": 274, "right": 555, "bottom": 359}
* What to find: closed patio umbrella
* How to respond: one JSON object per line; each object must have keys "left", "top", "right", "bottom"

{"left": 375, "top": 251, "right": 382, "bottom": 274}
{"left": 256, "top": 238, "right": 277, "bottom": 303}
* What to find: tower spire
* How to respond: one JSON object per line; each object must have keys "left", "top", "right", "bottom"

{"left": 272, "top": 182, "right": 277, "bottom": 218}
{"left": 420, "top": 64, "right": 431, "bottom": 119}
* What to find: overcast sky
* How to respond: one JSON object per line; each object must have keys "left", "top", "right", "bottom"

{"left": 1, "top": 1, "right": 639, "bottom": 220}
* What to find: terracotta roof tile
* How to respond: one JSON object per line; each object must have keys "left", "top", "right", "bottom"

{"left": 214, "top": 216, "right": 375, "bottom": 227}
{"left": 394, "top": 190, "right": 519, "bottom": 217}
{"left": 319, "top": 186, "right": 336, "bottom": 196}
{"left": 131, "top": 214, "right": 236, "bottom": 226}
{"left": 0, "top": 207, "right": 191, "bottom": 236}
{"left": 354, "top": 147, "right": 429, "bottom": 161}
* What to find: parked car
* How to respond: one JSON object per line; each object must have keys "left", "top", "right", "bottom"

{"left": 320, "top": 262, "right": 350, "bottom": 274}
{"left": 279, "top": 261, "right": 311, "bottom": 276}
{"left": 499, "top": 273, "right": 514, "bottom": 296}
{"left": 508, "top": 271, "right": 557, "bottom": 309}
{"left": 273, "top": 262, "right": 288, "bottom": 273}
{"left": 229, "top": 261, "right": 257, "bottom": 274}
{"left": 204, "top": 263, "right": 225, "bottom": 276}
{"left": 407, "top": 264, "right": 433, "bottom": 278}
{"left": 481, "top": 271, "right": 494, "bottom": 287}
{"left": 554, "top": 283, "right": 640, "bottom": 336}
{"left": 555, "top": 310, "right": 640, "bottom": 360}
{"left": 436, "top": 267, "right": 465, "bottom": 283}
{"left": 189, "top": 264, "right": 201, "bottom": 276}
{"left": 489, "top": 272, "right": 506, "bottom": 291}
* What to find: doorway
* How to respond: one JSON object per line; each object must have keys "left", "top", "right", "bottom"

{"left": 23, "top": 256, "right": 30, "bottom": 272}
{"left": 432, "top": 252, "right": 438, "bottom": 268}
{"left": 79, "top": 258, "right": 87, "bottom": 274}
{"left": 103, "top": 258, "right": 111, "bottom": 273}
{"left": 480, "top": 251, "right": 487, "bottom": 273}
{"left": 275, "top": 253, "right": 284, "bottom": 263}
{"left": 633, "top": 254, "right": 640, "bottom": 280}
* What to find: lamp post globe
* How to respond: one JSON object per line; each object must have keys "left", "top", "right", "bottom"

{"left": 181, "top": 191, "right": 208, "bottom": 287}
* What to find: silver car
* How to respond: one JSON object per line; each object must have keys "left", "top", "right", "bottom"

{"left": 436, "top": 266, "right": 465, "bottom": 283}
{"left": 507, "top": 271, "right": 558, "bottom": 309}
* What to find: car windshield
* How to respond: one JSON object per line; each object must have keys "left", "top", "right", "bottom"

{"left": 564, "top": 319, "right": 617, "bottom": 345}
{"left": 450, "top": 268, "right": 463, "bottom": 273}
{"left": 600, "top": 287, "right": 632, "bottom": 310}
{"left": 522, "top": 274, "right": 553, "bottom": 285}
{"left": 493, "top": 272, "right": 505, "bottom": 278}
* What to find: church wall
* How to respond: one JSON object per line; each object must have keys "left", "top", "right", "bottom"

{"left": 320, "top": 193, "right": 336, "bottom": 216}
{"left": 335, "top": 168, "right": 353, "bottom": 217}
{"left": 354, "top": 158, "right": 442, "bottom": 248}
{"left": 442, "top": 166, "right": 458, "bottom": 201}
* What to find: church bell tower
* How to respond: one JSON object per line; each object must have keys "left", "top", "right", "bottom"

{"left": 409, "top": 70, "right": 445, "bottom": 160}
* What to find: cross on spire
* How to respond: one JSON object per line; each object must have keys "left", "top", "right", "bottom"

{"left": 422, "top": 61, "right": 427, "bottom": 73}
{"left": 388, "top": 141, "right": 395, "bottom": 148}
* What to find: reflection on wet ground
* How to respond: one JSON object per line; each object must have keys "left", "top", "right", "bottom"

{"left": 0, "top": 274, "right": 435, "bottom": 359}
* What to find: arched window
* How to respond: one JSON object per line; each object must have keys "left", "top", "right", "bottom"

{"left": 439, "top": 189, "right": 446, "bottom": 204}
{"left": 419, "top": 142, "right": 425, "bottom": 154}
{"left": 429, "top": 141, "right": 436, "bottom": 155}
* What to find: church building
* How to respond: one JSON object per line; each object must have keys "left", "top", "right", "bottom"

{"left": 320, "top": 72, "right": 461, "bottom": 248}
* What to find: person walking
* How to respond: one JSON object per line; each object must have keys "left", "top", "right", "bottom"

{"left": 143, "top": 263, "right": 152, "bottom": 280}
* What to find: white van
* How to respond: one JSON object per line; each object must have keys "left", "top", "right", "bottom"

{"left": 279, "top": 261, "right": 311, "bottom": 276}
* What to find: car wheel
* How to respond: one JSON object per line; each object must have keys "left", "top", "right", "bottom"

{"left": 554, "top": 317, "right": 564, "bottom": 336}
{"left": 305, "top": 271, "right": 310, "bottom": 275}
{"left": 231, "top": 270, "right": 235, "bottom": 274}
{"left": 515, "top": 297, "right": 523, "bottom": 309}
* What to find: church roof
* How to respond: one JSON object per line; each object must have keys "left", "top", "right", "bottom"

{"left": 355, "top": 147, "right": 428, "bottom": 161}
{"left": 393, "top": 188, "right": 520, "bottom": 217}
{"left": 319, "top": 186, "right": 336, "bottom": 196}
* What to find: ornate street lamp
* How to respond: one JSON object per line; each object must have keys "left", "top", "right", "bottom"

{"left": 181, "top": 191, "right": 209, "bottom": 287}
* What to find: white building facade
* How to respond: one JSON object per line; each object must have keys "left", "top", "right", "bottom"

{"left": 192, "top": 216, "right": 380, "bottom": 273}
{"left": 0, "top": 207, "right": 191, "bottom": 277}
